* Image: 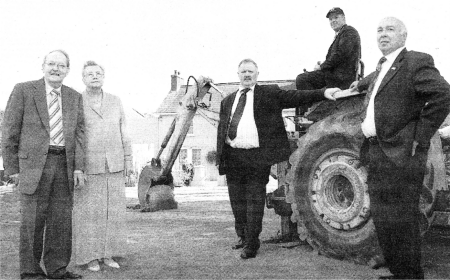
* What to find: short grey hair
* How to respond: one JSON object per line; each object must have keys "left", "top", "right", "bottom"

{"left": 238, "top": 58, "right": 258, "bottom": 69}
{"left": 43, "top": 49, "right": 70, "bottom": 68}
{"left": 383, "top": 17, "right": 408, "bottom": 37}
{"left": 82, "top": 60, "right": 105, "bottom": 77}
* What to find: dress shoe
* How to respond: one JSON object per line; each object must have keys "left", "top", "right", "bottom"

{"left": 20, "top": 273, "right": 47, "bottom": 279}
{"left": 370, "top": 255, "right": 386, "bottom": 270}
{"left": 379, "top": 273, "right": 423, "bottom": 279}
{"left": 47, "top": 271, "right": 83, "bottom": 279}
{"left": 103, "top": 258, "right": 120, "bottom": 269}
{"left": 232, "top": 238, "right": 246, "bottom": 250}
{"left": 297, "top": 239, "right": 314, "bottom": 252}
{"left": 240, "top": 247, "right": 258, "bottom": 259}
{"left": 87, "top": 260, "right": 100, "bottom": 272}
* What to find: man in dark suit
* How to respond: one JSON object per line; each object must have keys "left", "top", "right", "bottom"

{"left": 350, "top": 17, "right": 450, "bottom": 279}
{"left": 216, "top": 58, "right": 339, "bottom": 259}
{"left": 296, "top": 7, "right": 361, "bottom": 90}
{"left": 2, "top": 50, "right": 85, "bottom": 279}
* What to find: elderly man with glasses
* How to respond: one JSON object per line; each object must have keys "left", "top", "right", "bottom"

{"left": 2, "top": 50, "right": 85, "bottom": 279}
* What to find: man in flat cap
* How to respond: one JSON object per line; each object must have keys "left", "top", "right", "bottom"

{"left": 296, "top": 7, "right": 361, "bottom": 91}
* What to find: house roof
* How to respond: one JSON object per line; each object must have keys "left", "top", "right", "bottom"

{"left": 155, "top": 80, "right": 296, "bottom": 114}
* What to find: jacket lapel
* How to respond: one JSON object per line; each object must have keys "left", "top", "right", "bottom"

{"left": 377, "top": 48, "right": 406, "bottom": 94}
{"left": 222, "top": 90, "right": 238, "bottom": 137}
{"left": 253, "top": 84, "right": 262, "bottom": 112}
{"left": 328, "top": 24, "right": 346, "bottom": 52}
{"left": 33, "top": 78, "right": 50, "bottom": 134}
{"left": 226, "top": 91, "right": 237, "bottom": 120}
{"left": 100, "top": 92, "right": 110, "bottom": 117}
{"left": 61, "top": 85, "right": 74, "bottom": 137}
{"left": 83, "top": 90, "right": 104, "bottom": 118}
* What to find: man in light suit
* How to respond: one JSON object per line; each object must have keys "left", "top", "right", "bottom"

{"left": 2, "top": 50, "right": 85, "bottom": 279}
{"left": 216, "top": 58, "right": 339, "bottom": 259}
{"left": 350, "top": 17, "right": 450, "bottom": 279}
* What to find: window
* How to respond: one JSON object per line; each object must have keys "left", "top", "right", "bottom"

{"left": 179, "top": 149, "right": 187, "bottom": 164}
{"left": 187, "top": 122, "right": 194, "bottom": 135}
{"left": 192, "top": 149, "right": 202, "bottom": 166}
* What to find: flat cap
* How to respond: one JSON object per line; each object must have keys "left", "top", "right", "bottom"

{"left": 326, "top": 7, "right": 344, "bottom": 18}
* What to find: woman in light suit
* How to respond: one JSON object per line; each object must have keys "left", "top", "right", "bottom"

{"left": 73, "top": 61, "right": 133, "bottom": 272}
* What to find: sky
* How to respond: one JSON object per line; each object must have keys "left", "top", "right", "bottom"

{"left": 1, "top": 0, "right": 449, "bottom": 113}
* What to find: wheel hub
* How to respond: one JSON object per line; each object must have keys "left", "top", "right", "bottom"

{"left": 310, "top": 149, "right": 370, "bottom": 231}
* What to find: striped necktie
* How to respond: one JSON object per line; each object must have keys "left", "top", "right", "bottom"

{"left": 48, "top": 89, "right": 64, "bottom": 145}
{"left": 228, "top": 88, "right": 250, "bottom": 140}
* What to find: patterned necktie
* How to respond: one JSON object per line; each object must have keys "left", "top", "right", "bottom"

{"left": 48, "top": 89, "right": 64, "bottom": 145}
{"left": 363, "top": 56, "right": 387, "bottom": 108}
{"left": 228, "top": 88, "right": 250, "bottom": 140}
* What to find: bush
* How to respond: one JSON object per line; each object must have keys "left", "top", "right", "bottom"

{"left": 181, "top": 163, "right": 194, "bottom": 186}
{"left": 206, "top": 150, "right": 216, "bottom": 164}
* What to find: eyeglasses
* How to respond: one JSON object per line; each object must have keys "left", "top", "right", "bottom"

{"left": 85, "top": 72, "right": 104, "bottom": 78}
{"left": 45, "top": 62, "right": 67, "bottom": 70}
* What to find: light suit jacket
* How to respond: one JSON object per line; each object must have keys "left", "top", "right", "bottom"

{"left": 82, "top": 91, "right": 132, "bottom": 175}
{"left": 2, "top": 78, "right": 85, "bottom": 194}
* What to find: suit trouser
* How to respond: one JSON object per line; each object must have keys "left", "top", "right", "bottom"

{"left": 295, "top": 70, "right": 354, "bottom": 91}
{"left": 367, "top": 142, "right": 425, "bottom": 279}
{"left": 20, "top": 152, "right": 72, "bottom": 277}
{"left": 225, "top": 146, "right": 271, "bottom": 250}
{"left": 295, "top": 70, "right": 354, "bottom": 122}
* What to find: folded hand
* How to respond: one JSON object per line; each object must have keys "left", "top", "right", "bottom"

{"left": 73, "top": 171, "right": 86, "bottom": 188}
{"left": 324, "top": 88, "right": 341, "bottom": 101}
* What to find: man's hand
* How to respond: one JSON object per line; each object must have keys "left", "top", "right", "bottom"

{"left": 314, "top": 61, "right": 321, "bottom": 71}
{"left": 125, "top": 160, "right": 134, "bottom": 177}
{"left": 9, "top": 173, "right": 19, "bottom": 185}
{"left": 439, "top": 126, "right": 450, "bottom": 139}
{"left": 411, "top": 140, "right": 419, "bottom": 156}
{"left": 73, "top": 171, "right": 86, "bottom": 189}
{"left": 349, "top": 81, "right": 360, "bottom": 92}
{"left": 324, "top": 88, "right": 340, "bottom": 101}
{"left": 411, "top": 140, "right": 429, "bottom": 158}
{"left": 196, "top": 76, "right": 214, "bottom": 89}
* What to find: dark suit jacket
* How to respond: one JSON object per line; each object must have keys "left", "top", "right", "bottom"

{"left": 321, "top": 24, "right": 361, "bottom": 88}
{"left": 358, "top": 49, "right": 450, "bottom": 166}
{"left": 216, "top": 84, "right": 325, "bottom": 175}
{"left": 2, "top": 78, "right": 85, "bottom": 194}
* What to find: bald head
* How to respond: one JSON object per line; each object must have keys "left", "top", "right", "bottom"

{"left": 377, "top": 17, "right": 408, "bottom": 55}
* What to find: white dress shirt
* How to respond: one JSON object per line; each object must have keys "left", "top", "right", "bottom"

{"left": 361, "top": 46, "right": 406, "bottom": 137}
{"left": 226, "top": 85, "right": 260, "bottom": 149}
{"left": 45, "top": 82, "right": 65, "bottom": 146}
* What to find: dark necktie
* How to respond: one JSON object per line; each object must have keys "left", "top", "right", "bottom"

{"left": 228, "top": 88, "right": 250, "bottom": 140}
{"left": 363, "top": 56, "right": 387, "bottom": 108}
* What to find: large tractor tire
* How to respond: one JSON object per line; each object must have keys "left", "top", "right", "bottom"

{"left": 287, "top": 111, "right": 380, "bottom": 264}
{"left": 286, "top": 106, "right": 446, "bottom": 265}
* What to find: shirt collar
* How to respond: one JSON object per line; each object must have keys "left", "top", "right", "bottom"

{"left": 335, "top": 24, "right": 346, "bottom": 35}
{"left": 238, "top": 84, "right": 256, "bottom": 93}
{"left": 44, "top": 81, "right": 62, "bottom": 95}
{"left": 384, "top": 46, "right": 406, "bottom": 64}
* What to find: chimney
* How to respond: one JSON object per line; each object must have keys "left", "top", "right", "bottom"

{"left": 171, "top": 70, "right": 183, "bottom": 92}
